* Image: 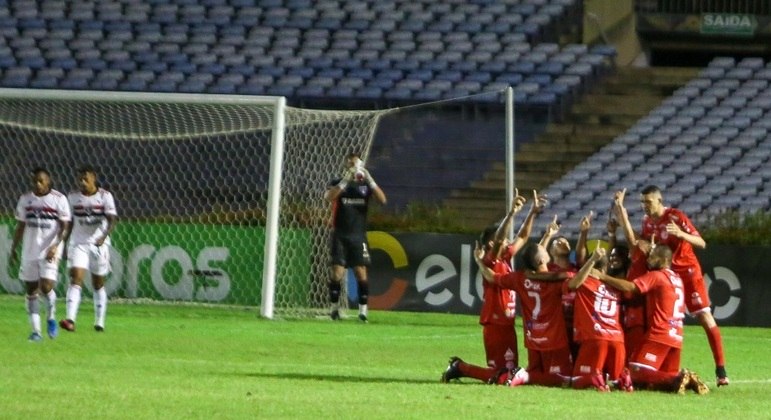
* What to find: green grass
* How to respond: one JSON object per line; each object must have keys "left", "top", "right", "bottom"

{"left": 0, "top": 294, "right": 769, "bottom": 420}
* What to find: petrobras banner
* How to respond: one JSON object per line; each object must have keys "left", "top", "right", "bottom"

{"left": 364, "top": 232, "right": 771, "bottom": 327}
{"left": 0, "top": 221, "right": 310, "bottom": 306}
{"left": 2, "top": 223, "right": 769, "bottom": 326}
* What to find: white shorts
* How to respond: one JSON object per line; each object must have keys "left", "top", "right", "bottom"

{"left": 67, "top": 243, "right": 111, "bottom": 276}
{"left": 20, "top": 258, "right": 61, "bottom": 282}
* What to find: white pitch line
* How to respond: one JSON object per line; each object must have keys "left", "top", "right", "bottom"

{"left": 728, "top": 379, "right": 771, "bottom": 384}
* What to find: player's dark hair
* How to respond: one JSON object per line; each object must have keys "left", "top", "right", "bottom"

{"left": 31, "top": 167, "right": 50, "bottom": 177}
{"left": 609, "top": 244, "right": 631, "bottom": 273}
{"left": 479, "top": 224, "right": 499, "bottom": 246}
{"left": 521, "top": 243, "right": 541, "bottom": 271}
{"left": 78, "top": 164, "right": 97, "bottom": 176}
{"left": 641, "top": 185, "right": 661, "bottom": 195}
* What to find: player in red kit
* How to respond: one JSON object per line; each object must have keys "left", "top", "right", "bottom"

{"left": 609, "top": 202, "right": 648, "bottom": 363}
{"left": 474, "top": 242, "right": 572, "bottom": 388}
{"left": 595, "top": 245, "right": 709, "bottom": 395}
{"left": 616, "top": 186, "right": 728, "bottom": 386}
{"left": 442, "top": 190, "right": 547, "bottom": 383}
{"left": 540, "top": 212, "right": 591, "bottom": 363}
{"left": 567, "top": 248, "right": 631, "bottom": 392}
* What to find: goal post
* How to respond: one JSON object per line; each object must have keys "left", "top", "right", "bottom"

{"left": 0, "top": 87, "right": 515, "bottom": 319}
{"left": 0, "top": 88, "right": 389, "bottom": 319}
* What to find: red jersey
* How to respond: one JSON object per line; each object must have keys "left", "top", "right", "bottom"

{"left": 479, "top": 246, "right": 517, "bottom": 326}
{"left": 640, "top": 208, "right": 702, "bottom": 273}
{"left": 572, "top": 277, "right": 624, "bottom": 343}
{"left": 633, "top": 268, "right": 685, "bottom": 348}
{"left": 548, "top": 262, "right": 578, "bottom": 316}
{"left": 623, "top": 247, "right": 648, "bottom": 329}
{"left": 493, "top": 271, "right": 567, "bottom": 351}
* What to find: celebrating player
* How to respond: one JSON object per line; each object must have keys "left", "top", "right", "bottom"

{"left": 474, "top": 242, "right": 573, "bottom": 388}
{"left": 60, "top": 165, "right": 118, "bottom": 333}
{"left": 324, "top": 152, "right": 386, "bottom": 322}
{"left": 594, "top": 244, "right": 709, "bottom": 394}
{"left": 567, "top": 247, "right": 632, "bottom": 392}
{"left": 540, "top": 212, "right": 592, "bottom": 363}
{"left": 615, "top": 186, "right": 729, "bottom": 386}
{"left": 10, "top": 167, "right": 71, "bottom": 341}
{"left": 609, "top": 199, "right": 648, "bottom": 363}
{"left": 442, "top": 190, "right": 546, "bottom": 383}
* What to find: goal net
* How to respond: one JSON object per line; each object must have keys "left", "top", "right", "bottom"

{"left": 0, "top": 89, "right": 390, "bottom": 319}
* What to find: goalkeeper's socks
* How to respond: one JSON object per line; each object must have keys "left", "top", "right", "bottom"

{"left": 66, "top": 284, "right": 82, "bottom": 322}
{"left": 359, "top": 304, "right": 368, "bottom": 317}
{"left": 328, "top": 281, "right": 341, "bottom": 304}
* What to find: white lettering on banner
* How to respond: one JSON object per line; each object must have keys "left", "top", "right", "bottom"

{"left": 127, "top": 244, "right": 155, "bottom": 298}
{"left": 0, "top": 225, "right": 22, "bottom": 293}
{"left": 195, "top": 247, "right": 230, "bottom": 301}
{"left": 152, "top": 246, "right": 195, "bottom": 300}
{"left": 704, "top": 266, "right": 741, "bottom": 320}
{"left": 703, "top": 14, "right": 753, "bottom": 28}
{"left": 415, "top": 254, "right": 455, "bottom": 306}
{"left": 459, "top": 244, "right": 475, "bottom": 307}
{"left": 123, "top": 244, "right": 231, "bottom": 301}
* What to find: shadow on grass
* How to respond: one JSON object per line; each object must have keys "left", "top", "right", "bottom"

{"left": 238, "top": 371, "right": 439, "bottom": 385}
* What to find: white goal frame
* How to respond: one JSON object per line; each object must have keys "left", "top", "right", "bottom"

{"left": 0, "top": 87, "right": 516, "bottom": 319}
{"left": 0, "top": 88, "right": 287, "bottom": 318}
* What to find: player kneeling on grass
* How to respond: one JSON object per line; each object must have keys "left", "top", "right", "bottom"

{"left": 592, "top": 244, "right": 709, "bottom": 395}
{"left": 473, "top": 242, "right": 574, "bottom": 388}
{"left": 567, "top": 247, "right": 633, "bottom": 392}
{"left": 324, "top": 153, "right": 386, "bottom": 322}
{"left": 442, "top": 190, "right": 546, "bottom": 384}
{"left": 60, "top": 165, "right": 117, "bottom": 333}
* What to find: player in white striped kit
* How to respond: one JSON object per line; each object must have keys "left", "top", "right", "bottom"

{"left": 59, "top": 165, "right": 117, "bottom": 333}
{"left": 10, "top": 167, "right": 71, "bottom": 341}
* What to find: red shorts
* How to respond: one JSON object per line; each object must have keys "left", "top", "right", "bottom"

{"left": 624, "top": 325, "right": 646, "bottom": 363}
{"left": 483, "top": 323, "right": 518, "bottom": 369}
{"left": 526, "top": 346, "right": 572, "bottom": 375}
{"left": 677, "top": 266, "right": 711, "bottom": 314}
{"left": 630, "top": 341, "right": 681, "bottom": 374}
{"left": 573, "top": 340, "right": 625, "bottom": 380}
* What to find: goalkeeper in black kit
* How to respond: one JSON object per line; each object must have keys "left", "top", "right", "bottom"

{"left": 324, "top": 152, "right": 387, "bottom": 322}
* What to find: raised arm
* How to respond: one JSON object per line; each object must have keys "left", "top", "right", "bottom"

{"left": 539, "top": 214, "right": 560, "bottom": 248}
{"left": 594, "top": 270, "right": 638, "bottom": 294}
{"left": 473, "top": 241, "right": 497, "bottom": 283}
{"left": 568, "top": 247, "right": 605, "bottom": 290}
{"left": 613, "top": 188, "right": 639, "bottom": 249}
{"left": 575, "top": 210, "right": 593, "bottom": 266}
{"left": 510, "top": 190, "right": 547, "bottom": 252}
{"left": 491, "top": 188, "right": 526, "bottom": 255}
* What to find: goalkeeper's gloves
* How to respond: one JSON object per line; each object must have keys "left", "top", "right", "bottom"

{"left": 337, "top": 167, "right": 356, "bottom": 190}
{"left": 357, "top": 168, "right": 378, "bottom": 189}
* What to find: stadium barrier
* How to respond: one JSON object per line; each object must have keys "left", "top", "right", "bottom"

{"left": 363, "top": 232, "right": 771, "bottom": 327}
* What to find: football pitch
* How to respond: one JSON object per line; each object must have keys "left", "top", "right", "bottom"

{"left": 0, "top": 294, "right": 768, "bottom": 419}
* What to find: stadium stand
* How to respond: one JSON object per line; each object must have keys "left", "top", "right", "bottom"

{"left": 0, "top": 0, "right": 612, "bottom": 115}
{"left": 0, "top": 0, "right": 620, "bottom": 217}
{"left": 543, "top": 56, "right": 771, "bottom": 239}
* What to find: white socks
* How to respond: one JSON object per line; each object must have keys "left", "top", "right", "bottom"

{"left": 359, "top": 304, "right": 368, "bottom": 317}
{"left": 94, "top": 287, "right": 107, "bottom": 328}
{"left": 45, "top": 289, "right": 56, "bottom": 321}
{"left": 27, "top": 294, "right": 41, "bottom": 334}
{"left": 65, "top": 285, "right": 107, "bottom": 328}
{"left": 66, "top": 284, "right": 82, "bottom": 322}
